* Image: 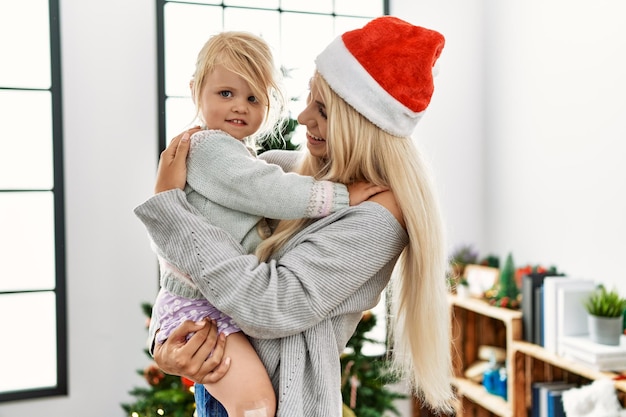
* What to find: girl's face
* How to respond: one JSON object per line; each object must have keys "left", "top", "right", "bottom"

{"left": 197, "top": 65, "right": 265, "bottom": 140}
{"left": 297, "top": 78, "right": 329, "bottom": 159}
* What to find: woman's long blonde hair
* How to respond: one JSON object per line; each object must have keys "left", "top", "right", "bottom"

{"left": 256, "top": 73, "right": 455, "bottom": 413}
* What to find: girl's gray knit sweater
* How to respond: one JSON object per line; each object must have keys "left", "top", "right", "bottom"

{"left": 162, "top": 130, "right": 349, "bottom": 299}
{"left": 134, "top": 169, "right": 408, "bottom": 417}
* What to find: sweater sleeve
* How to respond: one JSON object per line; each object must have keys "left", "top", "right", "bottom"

{"left": 187, "top": 130, "right": 349, "bottom": 218}
{"left": 134, "top": 189, "right": 408, "bottom": 339}
{"left": 257, "top": 149, "right": 302, "bottom": 173}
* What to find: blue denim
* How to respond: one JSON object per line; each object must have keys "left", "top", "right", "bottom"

{"left": 195, "top": 383, "right": 228, "bottom": 417}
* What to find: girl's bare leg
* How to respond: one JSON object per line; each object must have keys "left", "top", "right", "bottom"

{"left": 203, "top": 332, "right": 276, "bottom": 417}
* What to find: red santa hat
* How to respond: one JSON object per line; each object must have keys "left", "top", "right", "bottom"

{"left": 315, "top": 16, "right": 445, "bottom": 137}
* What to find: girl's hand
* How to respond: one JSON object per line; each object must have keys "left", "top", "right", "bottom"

{"left": 154, "top": 127, "right": 202, "bottom": 194}
{"left": 347, "top": 181, "right": 389, "bottom": 206}
{"left": 153, "top": 319, "right": 231, "bottom": 384}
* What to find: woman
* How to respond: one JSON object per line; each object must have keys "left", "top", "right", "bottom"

{"left": 135, "top": 16, "right": 455, "bottom": 416}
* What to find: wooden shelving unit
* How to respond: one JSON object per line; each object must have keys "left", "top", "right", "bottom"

{"left": 511, "top": 340, "right": 626, "bottom": 416}
{"left": 449, "top": 295, "right": 522, "bottom": 417}
{"left": 413, "top": 295, "right": 522, "bottom": 416}
{"left": 414, "top": 295, "right": 626, "bottom": 417}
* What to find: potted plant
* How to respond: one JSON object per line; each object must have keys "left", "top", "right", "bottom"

{"left": 449, "top": 244, "right": 479, "bottom": 277}
{"left": 456, "top": 277, "right": 470, "bottom": 298}
{"left": 447, "top": 244, "right": 478, "bottom": 295}
{"left": 584, "top": 285, "right": 626, "bottom": 345}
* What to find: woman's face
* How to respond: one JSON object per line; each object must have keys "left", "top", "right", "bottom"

{"left": 297, "top": 78, "right": 329, "bottom": 159}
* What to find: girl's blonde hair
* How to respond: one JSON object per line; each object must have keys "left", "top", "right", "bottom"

{"left": 191, "top": 31, "right": 286, "bottom": 142}
{"left": 256, "top": 72, "right": 455, "bottom": 413}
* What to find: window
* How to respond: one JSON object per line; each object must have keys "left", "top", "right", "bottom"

{"left": 156, "top": 0, "right": 388, "bottom": 355}
{"left": 157, "top": 0, "right": 389, "bottom": 149}
{"left": 0, "top": 0, "right": 67, "bottom": 402}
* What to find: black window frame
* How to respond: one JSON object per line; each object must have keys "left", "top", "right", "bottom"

{"left": 156, "top": 0, "right": 390, "bottom": 153}
{"left": 0, "top": 0, "right": 67, "bottom": 403}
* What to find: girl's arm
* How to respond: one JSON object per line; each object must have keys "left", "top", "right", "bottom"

{"left": 134, "top": 189, "right": 407, "bottom": 339}
{"left": 187, "top": 130, "right": 348, "bottom": 219}
{"left": 257, "top": 149, "right": 302, "bottom": 173}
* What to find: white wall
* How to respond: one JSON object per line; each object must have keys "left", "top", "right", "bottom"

{"left": 1, "top": 0, "right": 159, "bottom": 416}
{"left": 3, "top": 1, "right": 626, "bottom": 417}
{"left": 482, "top": 1, "right": 626, "bottom": 291}
{"left": 392, "top": 1, "right": 487, "bottom": 254}
{"left": 397, "top": 1, "right": 626, "bottom": 295}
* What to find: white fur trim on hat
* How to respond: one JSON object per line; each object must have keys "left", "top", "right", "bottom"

{"left": 315, "top": 35, "right": 424, "bottom": 138}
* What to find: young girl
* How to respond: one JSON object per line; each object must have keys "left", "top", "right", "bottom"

{"left": 148, "top": 31, "right": 382, "bottom": 417}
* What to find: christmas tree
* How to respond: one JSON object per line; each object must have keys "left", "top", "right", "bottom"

{"left": 257, "top": 115, "right": 300, "bottom": 154}
{"left": 340, "top": 310, "right": 407, "bottom": 417}
{"left": 121, "top": 303, "right": 196, "bottom": 417}
{"left": 485, "top": 252, "right": 521, "bottom": 309}
{"left": 257, "top": 66, "right": 301, "bottom": 154}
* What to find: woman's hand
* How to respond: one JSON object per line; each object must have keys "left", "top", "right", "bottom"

{"left": 155, "top": 127, "right": 202, "bottom": 194}
{"left": 153, "top": 319, "right": 231, "bottom": 384}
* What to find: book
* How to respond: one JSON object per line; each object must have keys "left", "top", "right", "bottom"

{"left": 535, "top": 286, "right": 544, "bottom": 346}
{"left": 555, "top": 280, "right": 596, "bottom": 355}
{"left": 547, "top": 388, "right": 571, "bottom": 417}
{"left": 542, "top": 276, "right": 569, "bottom": 353}
{"left": 531, "top": 382, "right": 550, "bottom": 417}
{"left": 561, "top": 352, "right": 626, "bottom": 371}
{"left": 522, "top": 274, "right": 536, "bottom": 342}
{"left": 558, "top": 285, "right": 594, "bottom": 336}
{"left": 561, "top": 334, "right": 626, "bottom": 370}
{"left": 541, "top": 383, "right": 576, "bottom": 417}
{"left": 531, "top": 381, "right": 576, "bottom": 417}
{"left": 542, "top": 277, "right": 595, "bottom": 354}
{"left": 522, "top": 273, "right": 548, "bottom": 343}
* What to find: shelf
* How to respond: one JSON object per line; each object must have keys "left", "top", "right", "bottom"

{"left": 444, "top": 295, "right": 523, "bottom": 416}
{"left": 511, "top": 340, "right": 626, "bottom": 416}
{"left": 452, "top": 377, "right": 512, "bottom": 417}
{"left": 512, "top": 340, "right": 626, "bottom": 392}
{"left": 449, "top": 295, "right": 522, "bottom": 325}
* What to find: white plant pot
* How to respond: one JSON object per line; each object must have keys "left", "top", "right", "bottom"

{"left": 588, "top": 314, "right": 623, "bottom": 346}
{"left": 456, "top": 285, "right": 470, "bottom": 299}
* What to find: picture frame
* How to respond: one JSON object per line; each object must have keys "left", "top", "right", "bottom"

{"left": 464, "top": 264, "right": 500, "bottom": 297}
